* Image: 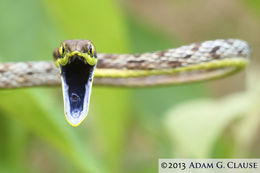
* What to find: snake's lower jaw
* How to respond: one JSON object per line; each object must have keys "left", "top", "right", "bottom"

{"left": 59, "top": 57, "right": 95, "bottom": 127}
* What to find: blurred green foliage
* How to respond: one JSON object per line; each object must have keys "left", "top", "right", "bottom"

{"left": 0, "top": 0, "right": 259, "bottom": 173}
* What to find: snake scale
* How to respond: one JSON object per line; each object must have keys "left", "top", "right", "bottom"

{"left": 0, "top": 39, "right": 251, "bottom": 126}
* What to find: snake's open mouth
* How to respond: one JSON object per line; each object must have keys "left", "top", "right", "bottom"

{"left": 60, "top": 55, "right": 95, "bottom": 126}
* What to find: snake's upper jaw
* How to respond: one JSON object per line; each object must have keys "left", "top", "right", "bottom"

{"left": 59, "top": 57, "right": 96, "bottom": 127}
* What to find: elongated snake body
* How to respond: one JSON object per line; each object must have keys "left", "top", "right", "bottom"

{"left": 0, "top": 39, "right": 251, "bottom": 126}
{"left": 0, "top": 39, "right": 250, "bottom": 88}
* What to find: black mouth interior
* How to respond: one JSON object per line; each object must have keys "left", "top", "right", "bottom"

{"left": 61, "top": 56, "right": 94, "bottom": 118}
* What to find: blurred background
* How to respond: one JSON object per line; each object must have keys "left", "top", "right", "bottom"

{"left": 0, "top": 0, "right": 260, "bottom": 173}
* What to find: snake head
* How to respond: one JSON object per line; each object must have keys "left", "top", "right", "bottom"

{"left": 53, "top": 40, "right": 97, "bottom": 127}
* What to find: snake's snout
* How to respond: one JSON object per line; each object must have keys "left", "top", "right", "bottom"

{"left": 68, "top": 55, "right": 87, "bottom": 65}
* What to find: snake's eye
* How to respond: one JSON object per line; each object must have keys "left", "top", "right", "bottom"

{"left": 89, "top": 45, "right": 93, "bottom": 55}
{"left": 59, "top": 44, "right": 65, "bottom": 56}
{"left": 88, "top": 44, "right": 95, "bottom": 57}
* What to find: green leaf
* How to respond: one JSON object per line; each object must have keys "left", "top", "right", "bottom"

{"left": 164, "top": 93, "right": 251, "bottom": 157}
{"left": 43, "top": 0, "right": 130, "bottom": 53}
{"left": 0, "top": 88, "right": 107, "bottom": 173}
{"left": 0, "top": 117, "right": 28, "bottom": 173}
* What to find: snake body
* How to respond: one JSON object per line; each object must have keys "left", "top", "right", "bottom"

{"left": 0, "top": 39, "right": 250, "bottom": 126}
{"left": 0, "top": 39, "right": 250, "bottom": 88}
